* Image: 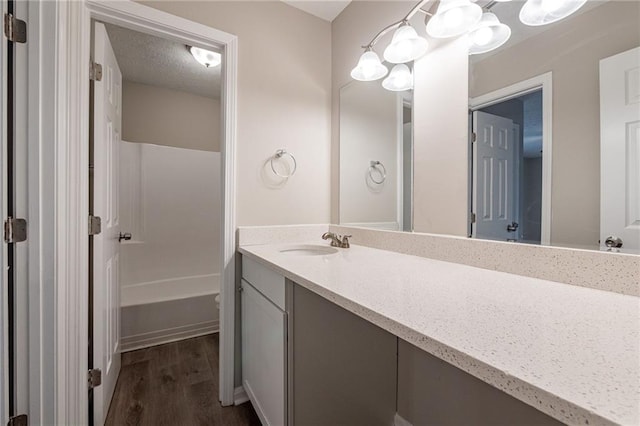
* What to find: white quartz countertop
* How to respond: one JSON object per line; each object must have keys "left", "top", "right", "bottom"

{"left": 238, "top": 242, "right": 640, "bottom": 426}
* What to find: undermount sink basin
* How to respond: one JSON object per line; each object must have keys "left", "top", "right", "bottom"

{"left": 279, "top": 244, "right": 339, "bottom": 256}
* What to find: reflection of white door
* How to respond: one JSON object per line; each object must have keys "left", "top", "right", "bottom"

{"left": 472, "top": 111, "right": 518, "bottom": 241}
{"left": 93, "top": 22, "right": 122, "bottom": 424}
{"left": 600, "top": 47, "right": 640, "bottom": 252}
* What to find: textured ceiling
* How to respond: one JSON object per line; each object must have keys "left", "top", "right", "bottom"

{"left": 282, "top": 0, "right": 351, "bottom": 21}
{"left": 104, "top": 23, "right": 221, "bottom": 99}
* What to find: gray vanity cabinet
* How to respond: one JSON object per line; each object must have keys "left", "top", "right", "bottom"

{"left": 241, "top": 257, "right": 287, "bottom": 426}
{"left": 240, "top": 256, "right": 396, "bottom": 426}
{"left": 292, "top": 285, "right": 397, "bottom": 425}
{"left": 240, "top": 255, "right": 560, "bottom": 426}
{"left": 396, "top": 340, "right": 563, "bottom": 425}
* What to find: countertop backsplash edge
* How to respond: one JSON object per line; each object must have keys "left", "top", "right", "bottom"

{"left": 329, "top": 225, "right": 639, "bottom": 297}
{"left": 237, "top": 225, "right": 638, "bottom": 296}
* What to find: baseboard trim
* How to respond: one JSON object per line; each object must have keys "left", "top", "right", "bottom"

{"left": 234, "top": 386, "right": 249, "bottom": 405}
{"left": 121, "top": 320, "right": 219, "bottom": 352}
{"left": 394, "top": 413, "right": 413, "bottom": 426}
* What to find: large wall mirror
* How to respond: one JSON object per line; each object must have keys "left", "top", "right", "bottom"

{"left": 339, "top": 0, "right": 640, "bottom": 253}
{"left": 339, "top": 81, "right": 413, "bottom": 231}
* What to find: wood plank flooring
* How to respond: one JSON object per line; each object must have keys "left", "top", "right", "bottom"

{"left": 105, "top": 334, "right": 261, "bottom": 426}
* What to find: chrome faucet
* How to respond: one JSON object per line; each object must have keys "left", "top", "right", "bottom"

{"left": 322, "top": 232, "right": 351, "bottom": 248}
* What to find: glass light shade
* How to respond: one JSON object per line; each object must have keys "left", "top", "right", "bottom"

{"left": 519, "top": 0, "right": 587, "bottom": 26}
{"left": 468, "top": 13, "right": 512, "bottom": 55}
{"left": 426, "top": 0, "right": 483, "bottom": 39}
{"left": 383, "top": 25, "right": 429, "bottom": 64}
{"left": 382, "top": 64, "right": 413, "bottom": 92}
{"left": 350, "top": 50, "right": 389, "bottom": 81}
{"left": 190, "top": 46, "right": 222, "bottom": 67}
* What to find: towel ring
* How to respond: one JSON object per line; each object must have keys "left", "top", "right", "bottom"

{"left": 368, "top": 160, "right": 386, "bottom": 184}
{"left": 270, "top": 149, "right": 297, "bottom": 178}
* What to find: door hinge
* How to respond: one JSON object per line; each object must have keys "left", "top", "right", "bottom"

{"left": 7, "top": 414, "right": 28, "bottom": 426}
{"left": 88, "top": 368, "right": 102, "bottom": 389}
{"left": 88, "top": 215, "right": 102, "bottom": 236}
{"left": 4, "top": 217, "right": 27, "bottom": 243}
{"left": 4, "top": 13, "right": 26, "bottom": 43}
{"left": 90, "top": 61, "right": 103, "bottom": 81}
{"left": 470, "top": 212, "right": 476, "bottom": 224}
{"left": 471, "top": 132, "right": 477, "bottom": 143}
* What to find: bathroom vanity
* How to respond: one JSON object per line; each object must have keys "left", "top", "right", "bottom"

{"left": 238, "top": 241, "right": 638, "bottom": 426}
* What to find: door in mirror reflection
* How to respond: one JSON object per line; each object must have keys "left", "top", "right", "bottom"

{"left": 471, "top": 89, "right": 543, "bottom": 244}
{"left": 600, "top": 47, "right": 640, "bottom": 252}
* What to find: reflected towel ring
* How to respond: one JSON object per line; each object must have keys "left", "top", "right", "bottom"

{"left": 270, "top": 149, "right": 297, "bottom": 178}
{"left": 368, "top": 160, "right": 386, "bottom": 184}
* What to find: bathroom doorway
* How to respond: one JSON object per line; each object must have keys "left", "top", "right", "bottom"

{"left": 89, "top": 16, "right": 251, "bottom": 425}
{"left": 469, "top": 75, "right": 551, "bottom": 245}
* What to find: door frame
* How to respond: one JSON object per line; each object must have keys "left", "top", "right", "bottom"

{"left": 395, "top": 95, "right": 404, "bottom": 232}
{"left": 469, "top": 72, "right": 553, "bottom": 246}
{"left": 0, "top": 0, "right": 8, "bottom": 421}
{"left": 40, "top": 1, "right": 238, "bottom": 423}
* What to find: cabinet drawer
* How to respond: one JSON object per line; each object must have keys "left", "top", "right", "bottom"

{"left": 242, "top": 256, "right": 285, "bottom": 310}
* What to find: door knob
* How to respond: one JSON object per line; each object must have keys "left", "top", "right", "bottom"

{"left": 506, "top": 221, "right": 519, "bottom": 232}
{"left": 118, "top": 232, "right": 132, "bottom": 242}
{"left": 604, "top": 236, "right": 623, "bottom": 249}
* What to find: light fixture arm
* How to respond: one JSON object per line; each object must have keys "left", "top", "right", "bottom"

{"left": 415, "top": 8, "right": 434, "bottom": 17}
{"left": 362, "top": 0, "right": 433, "bottom": 49}
{"left": 482, "top": 1, "right": 499, "bottom": 12}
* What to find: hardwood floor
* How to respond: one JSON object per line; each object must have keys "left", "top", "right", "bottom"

{"left": 105, "top": 334, "right": 261, "bottom": 426}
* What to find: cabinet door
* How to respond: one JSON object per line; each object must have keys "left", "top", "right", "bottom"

{"left": 293, "top": 285, "right": 397, "bottom": 425}
{"left": 241, "top": 280, "right": 286, "bottom": 426}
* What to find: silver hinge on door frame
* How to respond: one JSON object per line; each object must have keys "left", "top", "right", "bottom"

{"left": 471, "top": 132, "right": 477, "bottom": 143}
{"left": 4, "top": 13, "right": 26, "bottom": 43}
{"left": 7, "top": 414, "right": 28, "bottom": 426}
{"left": 88, "top": 368, "right": 102, "bottom": 389}
{"left": 88, "top": 215, "right": 102, "bottom": 236}
{"left": 4, "top": 217, "right": 27, "bottom": 243}
{"left": 89, "top": 61, "right": 103, "bottom": 81}
{"left": 470, "top": 212, "right": 476, "bottom": 224}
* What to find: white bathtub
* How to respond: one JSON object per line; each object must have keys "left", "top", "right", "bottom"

{"left": 121, "top": 273, "right": 220, "bottom": 307}
{"left": 120, "top": 273, "right": 220, "bottom": 352}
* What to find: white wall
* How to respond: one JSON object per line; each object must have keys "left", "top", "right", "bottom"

{"left": 119, "top": 141, "right": 221, "bottom": 286}
{"left": 122, "top": 81, "right": 221, "bottom": 152}
{"left": 413, "top": 36, "right": 470, "bottom": 236}
{"left": 141, "top": 0, "right": 332, "bottom": 226}
{"left": 339, "top": 82, "right": 399, "bottom": 228}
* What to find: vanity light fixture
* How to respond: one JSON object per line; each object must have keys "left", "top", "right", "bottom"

{"left": 519, "top": 0, "right": 588, "bottom": 26}
{"left": 383, "top": 23, "right": 429, "bottom": 64}
{"left": 351, "top": 49, "right": 389, "bottom": 81}
{"left": 189, "top": 46, "right": 221, "bottom": 68}
{"left": 382, "top": 64, "right": 414, "bottom": 92}
{"left": 349, "top": 0, "right": 433, "bottom": 91}
{"left": 425, "top": 0, "right": 483, "bottom": 39}
{"left": 351, "top": 0, "right": 583, "bottom": 87}
{"left": 468, "top": 12, "right": 511, "bottom": 55}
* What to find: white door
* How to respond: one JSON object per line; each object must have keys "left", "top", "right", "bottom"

{"left": 93, "top": 22, "right": 122, "bottom": 425}
{"left": 600, "top": 47, "right": 640, "bottom": 252}
{"left": 472, "top": 111, "right": 518, "bottom": 241}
